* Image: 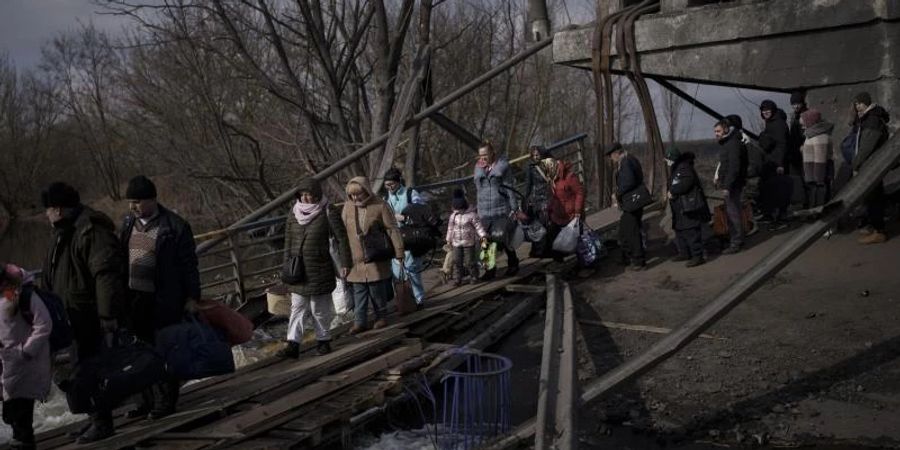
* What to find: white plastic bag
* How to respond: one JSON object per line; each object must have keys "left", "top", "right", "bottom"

{"left": 552, "top": 218, "right": 580, "bottom": 254}
{"left": 331, "top": 277, "right": 353, "bottom": 314}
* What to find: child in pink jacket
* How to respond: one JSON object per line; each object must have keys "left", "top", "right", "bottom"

{"left": 0, "top": 263, "right": 52, "bottom": 449}
{"left": 445, "top": 190, "right": 488, "bottom": 286}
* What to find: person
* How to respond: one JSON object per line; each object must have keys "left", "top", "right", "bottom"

{"left": 277, "top": 179, "right": 352, "bottom": 358}
{"left": 788, "top": 91, "right": 808, "bottom": 181}
{"left": 40, "top": 182, "right": 124, "bottom": 443}
{"left": 665, "top": 148, "right": 711, "bottom": 267}
{"left": 445, "top": 190, "right": 488, "bottom": 286}
{"left": 0, "top": 264, "right": 52, "bottom": 450}
{"left": 544, "top": 155, "right": 585, "bottom": 262}
{"left": 758, "top": 99, "right": 792, "bottom": 230}
{"left": 384, "top": 168, "right": 427, "bottom": 309}
{"left": 714, "top": 119, "right": 749, "bottom": 254}
{"left": 474, "top": 142, "right": 519, "bottom": 279}
{"left": 852, "top": 92, "right": 891, "bottom": 244}
{"left": 606, "top": 142, "right": 647, "bottom": 270}
{"left": 523, "top": 145, "right": 553, "bottom": 257}
{"left": 342, "top": 177, "right": 404, "bottom": 334}
{"left": 119, "top": 175, "right": 199, "bottom": 420}
{"left": 798, "top": 109, "right": 834, "bottom": 208}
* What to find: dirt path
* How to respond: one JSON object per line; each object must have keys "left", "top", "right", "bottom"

{"left": 569, "top": 218, "right": 900, "bottom": 448}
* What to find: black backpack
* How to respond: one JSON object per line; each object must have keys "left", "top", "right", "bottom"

{"left": 399, "top": 190, "right": 442, "bottom": 257}
{"left": 20, "top": 284, "right": 74, "bottom": 353}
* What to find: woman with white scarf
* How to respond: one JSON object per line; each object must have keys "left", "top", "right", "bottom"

{"left": 277, "top": 179, "right": 352, "bottom": 358}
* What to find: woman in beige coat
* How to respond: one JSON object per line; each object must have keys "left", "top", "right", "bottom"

{"left": 342, "top": 177, "right": 404, "bottom": 334}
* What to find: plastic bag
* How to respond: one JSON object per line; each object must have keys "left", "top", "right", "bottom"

{"left": 576, "top": 227, "right": 605, "bottom": 267}
{"left": 479, "top": 242, "right": 497, "bottom": 271}
{"left": 552, "top": 218, "right": 580, "bottom": 254}
{"left": 331, "top": 277, "right": 353, "bottom": 314}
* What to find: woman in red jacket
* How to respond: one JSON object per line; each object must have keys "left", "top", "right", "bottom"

{"left": 544, "top": 158, "right": 585, "bottom": 261}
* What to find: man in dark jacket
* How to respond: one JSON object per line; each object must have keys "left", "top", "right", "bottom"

{"left": 119, "top": 175, "right": 200, "bottom": 420}
{"left": 40, "top": 182, "right": 125, "bottom": 444}
{"left": 852, "top": 92, "right": 892, "bottom": 244}
{"left": 666, "top": 148, "right": 710, "bottom": 267}
{"left": 758, "top": 99, "right": 792, "bottom": 230}
{"left": 714, "top": 119, "right": 748, "bottom": 254}
{"left": 607, "top": 142, "right": 648, "bottom": 270}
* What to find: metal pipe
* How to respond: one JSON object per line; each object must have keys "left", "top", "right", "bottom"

{"left": 197, "top": 36, "right": 554, "bottom": 255}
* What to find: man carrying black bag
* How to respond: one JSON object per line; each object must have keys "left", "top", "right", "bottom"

{"left": 39, "top": 182, "right": 125, "bottom": 444}
{"left": 607, "top": 143, "right": 651, "bottom": 271}
{"left": 119, "top": 176, "right": 201, "bottom": 420}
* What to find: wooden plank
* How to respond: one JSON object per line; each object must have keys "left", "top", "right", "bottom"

{"left": 535, "top": 275, "right": 561, "bottom": 450}
{"left": 578, "top": 319, "right": 727, "bottom": 340}
{"left": 556, "top": 281, "right": 578, "bottom": 450}
{"left": 505, "top": 284, "right": 546, "bottom": 294}
{"left": 52, "top": 406, "right": 220, "bottom": 450}
{"left": 208, "top": 343, "right": 423, "bottom": 437}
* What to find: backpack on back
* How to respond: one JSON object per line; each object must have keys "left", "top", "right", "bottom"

{"left": 20, "top": 284, "right": 74, "bottom": 353}
{"left": 399, "top": 189, "right": 442, "bottom": 257}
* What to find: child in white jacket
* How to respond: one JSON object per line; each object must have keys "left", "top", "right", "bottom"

{"left": 445, "top": 190, "right": 488, "bottom": 286}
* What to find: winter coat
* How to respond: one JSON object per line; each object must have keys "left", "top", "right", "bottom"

{"left": 717, "top": 128, "right": 748, "bottom": 190}
{"left": 445, "top": 209, "right": 487, "bottom": 247}
{"left": 342, "top": 177, "right": 405, "bottom": 284}
{"left": 615, "top": 153, "right": 645, "bottom": 200}
{"left": 524, "top": 163, "right": 551, "bottom": 221}
{"left": 668, "top": 153, "right": 711, "bottom": 231}
{"left": 120, "top": 205, "right": 200, "bottom": 329}
{"left": 283, "top": 206, "right": 352, "bottom": 296}
{"left": 547, "top": 161, "right": 585, "bottom": 226}
{"left": 801, "top": 122, "right": 834, "bottom": 165}
{"left": 474, "top": 157, "right": 518, "bottom": 219}
{"left": 852, "top": 104, "right": 891, "bottom": 171}
{"left": 0, "top": 291, "right": 52, "bottom": 401}
{"left": 42, "top": 205, "right": 125, "bottom": 320}
{"left": 760, "top": 109, "right": 790, "bottom": 168}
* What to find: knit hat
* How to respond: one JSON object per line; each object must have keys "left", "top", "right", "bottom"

{"left": 451, "top": 189, "right": 468, "bottom": 211}
{"left": 800, "top": 109, "right": 822, "bottom": 127}
{"left": 296, "top": 178, "right": 323, "bottom": 200}
{"left": 854, "top": 92, "right": 872, "bottom": 106}
{"left": 759, "top": 99, "right": 777, "bottom": 112}
{"left": 665, "top": 147, "right": 681, "bottom": 162}
{"left": 725, "top": 114, "right": 743, "bottom": 130}
{"left": 41, "top": 182, "right": 81, "bottom": 208}
{"left": 384, "top": 168, "right": 403, "bottom": 183}
{"left": 125, "top": 175, "right": 157, "bottom": 200}
{"left": 604, "top": 142, "right": 623, "bottom": 156}
{"left": 789, "top": 91, "right": 806, "bottom": 105}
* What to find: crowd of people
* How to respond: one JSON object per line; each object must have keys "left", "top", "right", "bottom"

{"left": 0, "top": 90, "right": 892, "bottom": 448}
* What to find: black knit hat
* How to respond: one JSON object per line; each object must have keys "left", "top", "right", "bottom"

{"left": 604, "top": 142, "right": 623, "bottom": 156}
{"left": 759, "top": 99, "right": 777, "bottom": 112}
{"left": 854, "top": 92, "right": 872, "bottom": 106}
{"left": 41, "top": 182, "right": 81, "bottom": 208}
{"left": 126, "top": 175, "right": 157, "bottom": 200}
{"left": 725, "top": 114, "right": 743, "bottom": 130}
{"left": 384, "top": 168, "right": 403, "bottom": 183}
{"left": 451, "top": 189, "right": 468, "bottom": 211}
{"left": 789, "top": 91, "right": 805, "bottom": 105}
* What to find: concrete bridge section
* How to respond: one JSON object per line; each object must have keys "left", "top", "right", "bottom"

{"left": 554, "top": 0, "right": 899, "bottom": 135}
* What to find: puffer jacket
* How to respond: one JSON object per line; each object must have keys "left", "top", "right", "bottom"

{"left": 760, "top": 108, "right": 790, "bottom": 168}
{"left": 42, "top": 205, "right": 125, "bottom": 320}
{"left": 445, "top": 209, "right": 487, "bottom": 247}
{"left": 283, "top": 205, "right": 352, "bottom": 296}
{"left": 341, "top": 177, "right": 404, "bottom": 283}
{"left": 474, "top": 157, "right": 518, "bottom": 219}
{"left": 0, "top": 290, "right": 52, "bottom": 401}
{"left": 547, "top": 161, "right": 585, "bottom": 226}
{"left": 668, "top": 152, "right": 711, "bottom": 231}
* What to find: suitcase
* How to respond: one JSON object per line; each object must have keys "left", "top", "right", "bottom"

{"left": 156, "top": 315, "right": 235, "bottom": 380}
{"left": 60, "top": 332, "right": 166, "bottom": 414}
{"left": 712, "top": 202, "right": 754, "bottom": 237}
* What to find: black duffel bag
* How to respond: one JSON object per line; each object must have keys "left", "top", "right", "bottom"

{"left": 156, "top": 315, "right": 235, "bottom": 380}
{"left": 59, "top": 330, "right": 166, "bottom": 414}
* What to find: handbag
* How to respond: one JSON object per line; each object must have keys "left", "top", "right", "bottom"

{"left": 621, "top": 184, "right": 653, "bottom": 212}
{"left": 393, "top": 265, "right": 417, "bottom": 316}
{"left": 356, "top": 206, "right": 393, "bottom": 263}
{"left": 679, "top": 187, "right": 706, "bottom": 213}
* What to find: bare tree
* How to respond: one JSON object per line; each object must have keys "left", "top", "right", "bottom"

{"left": 660, "top": 83, "right": 685, "bottom": 147}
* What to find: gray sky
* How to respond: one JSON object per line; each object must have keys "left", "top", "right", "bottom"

{"left": 0, "top": 0, "right": 790, "bottom": 140}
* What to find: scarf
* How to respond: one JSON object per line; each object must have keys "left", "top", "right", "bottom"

{"left": 293, "top": 198, "right": 327, "bottom": 225}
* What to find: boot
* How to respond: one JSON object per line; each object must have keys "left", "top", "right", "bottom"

{"left": 815, "top": 183, "right": 827, "bottom": 208}
{"left": 316, "top": 340, "right": 332, "bottom": 356}
{"left": 148, "top": 380, "right": 179, "bottom": 420}
{"left": 685, "top": 256, "right": 706, "bottom": 268}
{"left": 504, "top": 254, "right": 520, "bottom": 277}
{"left": 372, "top": 319, "right": 388, "bottom": 329}
{"left": 348, "top": 324, "right": 368, "bottom": 335}
{"left": 126, "top": 390, "right": 154, "bottom": 419}
{"left": 468, "top": 266, "right": 480, "bottom": 285}
{"left": 858, "top": 231, "right": 887, "bottom": 245}
{"left": 275, "top": 341, "right": 300, "bottom": 359}
{"left": 672, "top": 254, "right": 691, "bottom": 262}
{"left": 454, "top": 271, "right": 464, "bottom": 287}
{"left": 480, "top": 268, "right": 496, "bottom": 281}
{"left": 76, "top": 413, "right": 114, "bottom": 444}
{"left": 8, "top": 439, "right": 35, "bottom": 450}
